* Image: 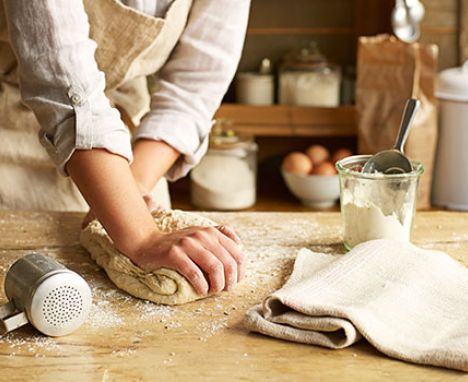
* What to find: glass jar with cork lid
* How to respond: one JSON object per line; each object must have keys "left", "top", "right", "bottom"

{"left": 279, "top": 42, "right": 341, "bottom": 107}
{"left": 190, "top": 120, "right": 258, "bottom": 210}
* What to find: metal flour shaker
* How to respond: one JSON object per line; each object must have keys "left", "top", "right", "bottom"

{"left": 0, "top": 253, "right": 92, "bottom": 336}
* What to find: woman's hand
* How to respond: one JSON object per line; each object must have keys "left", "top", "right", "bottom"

{"left": 70, "top": 148, "right": 246, "bottom": 296}
{"left": 129, "top": 224, "right": 245, "bottom": 295}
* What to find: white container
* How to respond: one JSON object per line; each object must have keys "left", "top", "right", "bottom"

{"left": 433, "top": 61, "right": 468, "bottom": 210}
{"left": 278, "top": 45, "right": 341, "bottom": 107}
{"left": 190, "top": 127, "right": 257, "bottom": 210}
{"left": 236, "top": 73, "right": 274, "bottom": 105}
{"left": 281, "top": 170, "right": 340, "bottom": 208}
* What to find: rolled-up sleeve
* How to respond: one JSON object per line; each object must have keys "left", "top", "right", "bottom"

{"left": 3, "top": 0, "right": 133, "bottom": 175}
{"left": 135, "top": 0, "right": 250, "bottom": 180}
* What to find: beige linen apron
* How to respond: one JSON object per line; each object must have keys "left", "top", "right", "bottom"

{"left": 0, "top": 0, "right": 192, "bottom": 211}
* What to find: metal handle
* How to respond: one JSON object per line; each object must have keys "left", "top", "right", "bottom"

{"left": 0, "top": 301, "right": 29, "bottom": 334}
{"left": 393, "top": 98, "right": 420, "bottom": 153}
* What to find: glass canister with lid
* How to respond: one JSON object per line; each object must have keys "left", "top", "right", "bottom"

{"left": 190, "top": 120, "right": 258, "bottom": 210}
{"left": 279, "top": 42, "right": 341, "bottom": 107}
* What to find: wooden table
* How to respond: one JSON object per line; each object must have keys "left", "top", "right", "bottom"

{"left": 0, "top": 210, "right": 467, "bottom": 381}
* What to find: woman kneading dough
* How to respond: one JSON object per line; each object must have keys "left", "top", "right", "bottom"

{"left": 0, "top": 0, "right": 250, "bottom": 296}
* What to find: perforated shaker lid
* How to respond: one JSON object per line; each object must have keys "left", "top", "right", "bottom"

{"left": 28, "top": 271, "right": 92, "bottom": 337}
{"left": 437, "top": 61, "right": 468, "bottom": 102}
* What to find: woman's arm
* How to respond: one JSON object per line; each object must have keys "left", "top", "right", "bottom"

{"left": 67, "top": 149, "right": 244, "bottom": 294}
{"left": 131, "top": 0, "right": 251, "bottom": 190}
{"left": 67, "top": 150, "right": 156, "bottom": 256}
{"left": 131, "top": 139, "right": 180, "bottom": 195}
{"left": 3, "top": 0, "right": 133, "bottom": 174}
{"left": 4, "top": 0, "right": 244, "bottom": 294}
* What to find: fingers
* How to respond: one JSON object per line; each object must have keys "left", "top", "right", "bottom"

{"left": 211, "top": 245, "right": 238, "bottom": 291}
{"left": 196, "top": 227, "right": 244, "bottom": 287}
{"left": 214, "top": 229, "right": 246, "bottom": 281}
{"left": 181, "top": 238, "right": 226, "bottom": 294}
{"left": 163, "top": 225, "right": 245, "bottom": 295}
{"left": 169, "top": 246, "right": 209, "bottom": 295}
{"left": 216, "top": 225, "right": 241, "bottom": 244}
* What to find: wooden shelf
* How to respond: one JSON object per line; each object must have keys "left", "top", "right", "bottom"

{"left": 247, "top": 27, "right": 353, "bottom": 36}
{"left": 215, "top": 104, "right": 356, "bottom": 137}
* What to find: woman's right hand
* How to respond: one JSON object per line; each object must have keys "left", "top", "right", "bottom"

{"left": 127, "top": 224, "right": 245, "bottom": 296}
{"left": 68, "top": 149, "right": 245, "bottom": 296}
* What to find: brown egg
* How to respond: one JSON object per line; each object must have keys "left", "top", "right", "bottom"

{"left": 282, "top": 152, "right": 313, "bottom": 175}
{"left": 312, "top": 161, "right": 337, "bottom": 176}
{"left": 331, "top": 148, "right": 353, "bottom": 164}
{"left": 306, "top": 145, "right": 330, "bottom": 166}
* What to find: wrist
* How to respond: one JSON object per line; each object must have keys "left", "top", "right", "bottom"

{"left": 120, "top": 228, "right": 163, "bottom": 263}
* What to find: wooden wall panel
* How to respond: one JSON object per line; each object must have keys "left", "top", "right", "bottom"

{"left": 353, "top": 0, "right": 394, "bottom": 37}
{"left": 248, "top": 0, "right": 353, "bottom": 29}
{"left": 233, "top": 0, "right": 462, "bottom": 87}
{"left": 420, "top": 0, "right": 459, "bottom": 69}
{"left": 238, "top": 34, "right": 354, "bottom": 72}
{"left": 421, "top": 0, "right": 458, "bottom": 28}
{"left": 460, "top": 0, "right": 468, "bottom": 63}
{"left": 238, "top": 0, "right": 355, "bottom": 72}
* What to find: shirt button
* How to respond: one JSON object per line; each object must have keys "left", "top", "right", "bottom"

{"left": 70, "top": 93, "right": 82, "bottom": 106}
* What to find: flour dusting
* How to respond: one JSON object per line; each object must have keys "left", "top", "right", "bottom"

{"left": 0, "top": 213, "right": 340, "bottom": 356}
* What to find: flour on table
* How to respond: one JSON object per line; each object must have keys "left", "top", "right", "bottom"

{"left": 80, "top": 209, "right": 217, "bottom": 305}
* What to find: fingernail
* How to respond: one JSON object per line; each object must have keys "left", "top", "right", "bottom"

{"left": 229, "top": 229, "right": 241, "bottom": 244}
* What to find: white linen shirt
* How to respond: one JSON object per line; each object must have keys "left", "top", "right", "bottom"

{"left": 2, "top": 0, "right": 250, "bottom": 179}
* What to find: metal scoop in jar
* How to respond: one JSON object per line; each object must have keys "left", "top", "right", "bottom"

{"left": 362, "top": 98, "right": 420, "bottom": 175}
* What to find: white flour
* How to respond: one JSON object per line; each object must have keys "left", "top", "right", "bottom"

{"left": 342, "top": 202, "right": 409, "bottom": 248}
{"left": 0, "top": 214, "right": 343, "bottom": 356}
{"left": 341, "top": 178, "right": 413, "bottom": 248}
{"left": 191, "top": 154, "right": 256, "bottom": 210}
{"left": 279, "top": 71, "right": 340, "bottom": 107}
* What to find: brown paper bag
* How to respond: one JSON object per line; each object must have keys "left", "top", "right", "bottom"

{"left": 356, "top": 34, "right": 438, "bottom": 209}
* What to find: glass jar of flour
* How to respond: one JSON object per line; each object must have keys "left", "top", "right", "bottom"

{"left": 279, "top": 43, "right": 341, "bottom": 106}
{"left": 336, "top": 155, "right": 424, "bottom": 250}
{"left": 190, "top": 121, "right": 257, "bottom": 210}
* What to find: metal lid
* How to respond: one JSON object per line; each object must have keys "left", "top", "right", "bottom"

{"left": 29, "top": 271, "right": 92, "bottom": 337}
{"left": 437, "top": 61, "right": 468, "bottom": 102}
{"left": 280, "top": 42, "right": 337, "bottom": 73}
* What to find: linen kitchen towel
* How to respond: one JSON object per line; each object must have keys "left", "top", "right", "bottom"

{"left": 245, "top": 239, "right": 468, "bottom": 372}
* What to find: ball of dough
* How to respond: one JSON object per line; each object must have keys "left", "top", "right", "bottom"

{"left": 312, "top": 161, "right": 337, "bottom": 176}
{"left": 306, "top": 145, "right": 330, "bottom": 166}
{"left": 332, "top": 148, "right": 353, "bottom": 164}
{"left": 282, "top": 152, "right": 313, "bottom": 175}
{"left": 80, "top": 209, "right": 218, "bottom": 305}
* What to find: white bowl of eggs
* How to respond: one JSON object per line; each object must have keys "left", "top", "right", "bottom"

{"left": 281, "top": 145, "right": 352, "bottom": 208}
